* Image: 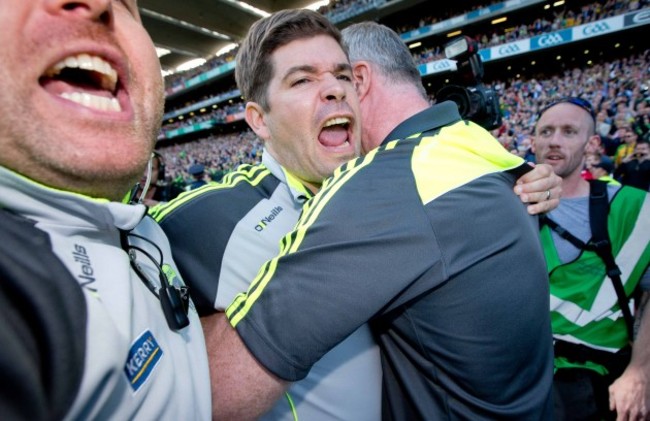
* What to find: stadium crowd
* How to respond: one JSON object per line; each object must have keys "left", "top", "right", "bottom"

{"left": 162, "top": 0, "right": 648, "bottom": 92}
{"left": 156, "top": 48, "right": 649, "bottom": 193}
{"left": 499, "top": 51, "right": 649, "bottom": 163}
{"left": 160, "top": 0, "right": 648, "bottom": 137}
{"left": 160, "top": 102, "right": 245, "bottom": 134}
{"left": 408, "top": 0, "right": 648, "bottom": 65}
{"left": 3, "top": 0, "right": 647, "bottom": 419}
{"left": 155, "top": 130, "right": 262, "bottom": 190}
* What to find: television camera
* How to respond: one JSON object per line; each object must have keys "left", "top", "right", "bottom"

{"left": 436, "top": 36, "right": 502, "bottom": 130}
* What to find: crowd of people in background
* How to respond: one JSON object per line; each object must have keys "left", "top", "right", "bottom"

{"left": 164, "top": 50, "right": 239, "bottom": 95}
{"left": 411, "top": 0, "right": 649, "bottom": 65}
{"left": 159, "top": 0, "right": 648, "bottom": 140}
{"left": 162, "top": 0, "right": 648, "bottom": 94}
{"left": 160, "top": 102, "right": 245, "bottom": 135}
{"left": 502, "top": 51, "right": 650, "bottom": 192}
{"left": 155, "top": 48, "right": 649, "bottom": 195}
{"left": 153, "top": 130, "right": 263, "bottom": 193}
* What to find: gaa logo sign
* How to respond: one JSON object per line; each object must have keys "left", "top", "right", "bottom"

{"left": 582, "top": 22, "right": 610, "bottom": 36}
{"left": 538, "top": 33, "right": 565, "bottom": 47}
{"left": 497, "top": 44, "right": 520, "bottom": 56}
{"left": 623, "top": 9, "right": 650, "bottom": 26}
{"left": 431, "top": 60, "right": 453, "bottom": 72}
{"left": 632, "top": 10, "right": 650, "bottom": 24}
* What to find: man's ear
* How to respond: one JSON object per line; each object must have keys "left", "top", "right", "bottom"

{"left": 585, "top": 134, "right": 599, "bottom": 154}
{"left": 244, "top": 102, "right": 270, "bottom": 141}
{"left": 352, "top": 61, "right": 371, "bottom": 101}
{"left": 530, "top": 136, "right": 537, "bottom": 154}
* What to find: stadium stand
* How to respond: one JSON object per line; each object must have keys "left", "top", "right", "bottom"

{"left": 156, "top": 0, "right": 649, "bottom": 190}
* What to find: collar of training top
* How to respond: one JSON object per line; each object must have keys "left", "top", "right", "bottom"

{"left": 383, "top": 100, "right": 462, "bottom": 145}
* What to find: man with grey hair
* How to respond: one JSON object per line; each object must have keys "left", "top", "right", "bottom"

{"left": 207, "top": 17, "right": 555, "bottom": 420}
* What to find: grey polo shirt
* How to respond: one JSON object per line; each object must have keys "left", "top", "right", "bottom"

{"left": 154, "top": 152, "right": 382, "bottom": 421}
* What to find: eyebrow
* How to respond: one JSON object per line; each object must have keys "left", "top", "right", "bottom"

{"left": 281, "top": 62, "right": 352, "bottom": 83}
{"left": 537, "top": 122, "right": 581, "bottom": 132}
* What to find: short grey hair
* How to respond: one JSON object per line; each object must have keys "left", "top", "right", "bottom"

{"left": 341, "top": 22, "right": 427, "bottom": 99}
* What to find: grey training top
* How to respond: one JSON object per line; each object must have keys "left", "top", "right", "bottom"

{"left": 154, "top": 152, "right": 382, "bottom": 421}
{"left": 0, "top": 165, "right": 211, "bottom": 420}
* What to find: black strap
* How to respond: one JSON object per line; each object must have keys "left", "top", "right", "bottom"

{"left": 587, "top": 180, "right": 634, "bottom": 341}
{"left": 540, "top": 216, "right": 588, "bottom": 251}
{"left": 540, "top": 180, "right": 634, "bottom": 341}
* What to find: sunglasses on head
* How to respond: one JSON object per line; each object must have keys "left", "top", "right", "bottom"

{"left": 538, "top": 97, "right": 596, "bottom": 123}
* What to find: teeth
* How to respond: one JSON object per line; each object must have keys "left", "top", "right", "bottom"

{"left": 64, "top": 56, "right": 79, "bottom": 69}
{"left": 45, "top": 53, "right": 118, "bottom": 92}
{"left": 60, "top": 92, "right": 121, "bottom": 112}
{"left": 324, "top": 117, "right": 350, "bottom": 127}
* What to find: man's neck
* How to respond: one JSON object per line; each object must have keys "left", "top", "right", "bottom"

{"left": 561, "top": 171, "right": 591, "bottom": 198}
{"left": 364, "top": 81, "right": 429, "bottom": 150}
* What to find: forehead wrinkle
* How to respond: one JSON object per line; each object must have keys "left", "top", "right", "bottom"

{"left": 281, "top": 64, "right": 318, "bottom": 83}
{"left": 280, "top": 62, "right": 352, "bottom": 83}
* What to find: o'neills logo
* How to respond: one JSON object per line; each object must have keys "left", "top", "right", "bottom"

{"left": 73, "top": 244, "right": 97, "bottom": 292}
{"left": 255, "top": 206, "right": 283, "bottom": 232}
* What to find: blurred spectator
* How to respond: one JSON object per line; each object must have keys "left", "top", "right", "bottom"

{"left": 510, "top": 136, "right": 536, "bottom": 163}
{"left": 614, "top": 127, "right": 639, "bottom": 167}
{"left": 139, "top": 151, "right": 184, "bottom": 206}
{"left": 590, "top": 158, "right": 620, "bottom": 185}
{"left": 186, "top": 164, "right": 208, "bottom": 191}
{"left": 595, "top": 109, "right": 620, "bottom": 156}
{"left": 614, "top": 139, "right": 650, "bottom": 190}
{"left": 633, "top": 98, "right": 650, "bottom": 138}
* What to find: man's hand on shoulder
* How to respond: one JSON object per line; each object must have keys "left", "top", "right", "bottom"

{"left": 513, "top": 163, "right": 562, "bottom": 215}
{"left": 202, "top": 312, "right": 289, "bottom": 420}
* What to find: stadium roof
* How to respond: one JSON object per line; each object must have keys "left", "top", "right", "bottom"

{"left": 140, "top": 0, "right": 427, "bottom": 73}
{"left": 139, "top": 0, "right": 322, "bottom": 72}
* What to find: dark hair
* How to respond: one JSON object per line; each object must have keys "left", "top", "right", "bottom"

{"left": 538, "top": 97, "right": 596, "bottom": 123}
{"left": 593, "top": 159, "right": 614, "bottom": 174}
{"left": 235, "top": 9, "right": 345, "bottom": 111}
{"left": 536, "top": 97, "right": 596, "bottom": 135}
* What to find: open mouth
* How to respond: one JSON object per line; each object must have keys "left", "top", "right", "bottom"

{"left": 545, "top": 153, "right": 564, "bottom": 162}
{"left": 40, "top": 53, "right": 122, "bottom": 112}
{"left": 319, "top": 117, "right": 351, "bottom": 149}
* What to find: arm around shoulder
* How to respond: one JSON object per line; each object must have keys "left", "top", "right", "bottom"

{"left": 202, "top": 312, "right": 289, "bottom": 420}
{"left": 513, "top": 163, "right": 562, "bottom": 214}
